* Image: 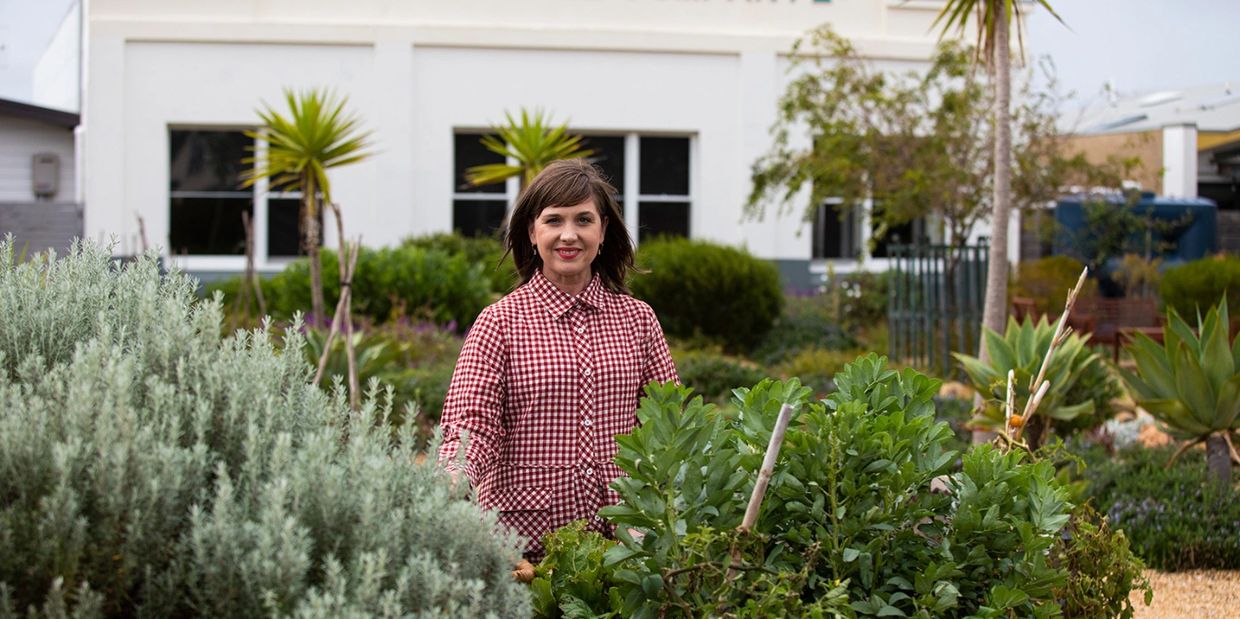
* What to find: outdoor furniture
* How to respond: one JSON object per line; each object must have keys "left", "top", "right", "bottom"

{"left": 1070, "top": 297, "right": 1163, "bottom": 362}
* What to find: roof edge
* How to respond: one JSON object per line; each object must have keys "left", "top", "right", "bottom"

{"left": 0, "top": 97, "right": 79, "bottom": 129}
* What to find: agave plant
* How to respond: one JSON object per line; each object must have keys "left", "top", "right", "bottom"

{"left": 1121, "top": 300, "right": 1240, "bottom": 486}
{"left": 464, "top": 108, "right": 592, "bottom": 191}
{"left": 954, "top": 315, "right": 1119, "bottom": 449}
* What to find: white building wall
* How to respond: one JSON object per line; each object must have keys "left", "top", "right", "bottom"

{"left": 0, "top": 116, "right": 76, "bottom": 202}
{"left": 81, "top": 0, "right": 946, "bottom": 271}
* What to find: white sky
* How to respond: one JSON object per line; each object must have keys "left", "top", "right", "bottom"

{"left": 1, "top": 0, "right": 1238, "bottom": 110}
{"left": 1025, "top": 0, "right": 1240, "bottom": 103}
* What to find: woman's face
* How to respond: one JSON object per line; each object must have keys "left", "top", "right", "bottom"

{"left": 528, "top": 198, "right": 608, "bottom": 293}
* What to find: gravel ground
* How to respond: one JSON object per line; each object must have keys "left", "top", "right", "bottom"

{"left": 1132, "top": 570, "right": 1240, "bottom": 618}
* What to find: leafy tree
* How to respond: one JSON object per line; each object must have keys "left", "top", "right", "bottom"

{"left": 242, "top": 88, "right": 373, "bottom": 323}
{"left": 749, "top": 29, "right": 1106, "bottom": 255}
{"left": 465, "top": 108, "right": 593, "bottom": 191}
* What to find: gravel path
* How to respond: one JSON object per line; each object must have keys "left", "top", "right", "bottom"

{"left": 1132, "top": 570, "right": 1240, "bottom": 618}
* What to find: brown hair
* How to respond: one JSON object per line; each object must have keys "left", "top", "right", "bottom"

{"left": 504, "top": 159, "right": 636, "bottom": 294}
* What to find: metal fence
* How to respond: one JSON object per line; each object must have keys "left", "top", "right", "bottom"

{"left": 887, "top": 239, "right": 989, "bottom": 378}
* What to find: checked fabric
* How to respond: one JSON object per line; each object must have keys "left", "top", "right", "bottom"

{"left": 437, "top": 270, "right": 678, "bottom": 560}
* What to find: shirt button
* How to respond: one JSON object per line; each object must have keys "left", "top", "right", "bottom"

{"left": 582, "top": 418, "right": 593, "bottom": 427}
{"left": 582, "top": 367, "right": 592, "bottom": 377}
{"left": 575, "top": 326, "right": 585, "bottom": 334}
{"left": 584, "top": 467, "right": 594, "bottom": 477}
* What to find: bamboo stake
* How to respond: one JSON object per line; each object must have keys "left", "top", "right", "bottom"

{"left": 739, "top": 402, "right": 797, "bottom": 532}
{"left": 328, "top": 201, "right": 361, "bottom": 410}
{"left": 313, "top": 241, "right": 361, "bottom": 389}
{"left": 1012, "top": 267, "right": 1088, "bottom": 443}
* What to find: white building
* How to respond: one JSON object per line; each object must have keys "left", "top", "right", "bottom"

{"left": 0, "top": 97, "right": 81, "bottom": 255}
{"left": 50, "top": 0, "right": 956, "bottom": 285}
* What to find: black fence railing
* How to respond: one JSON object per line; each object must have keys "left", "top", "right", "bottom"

{"left": 887, "top": 239, "right": 989, "bottom": 378}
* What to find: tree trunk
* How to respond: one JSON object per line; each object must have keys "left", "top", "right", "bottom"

{"left": 1206, "top": 433, "right": 1233, "bottom": 487}
{"left": 972, "top": 15, "right": 1014, "bottom": 445}
{"left": 303, "top": 175, "right": 326, "bottom": 325}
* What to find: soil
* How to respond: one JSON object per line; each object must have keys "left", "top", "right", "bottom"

{"left": 1132, "top": 570, "right": 1240, "bottom": 618}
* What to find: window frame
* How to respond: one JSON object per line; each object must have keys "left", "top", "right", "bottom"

{"left": 167, "top": 127, "right": 307, "bottom": 272}
{"left": 451, "top": 130, "right": 694, "bottom": 246}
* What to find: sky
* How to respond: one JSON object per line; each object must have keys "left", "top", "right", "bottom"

{"left": 1024, "top": 0, "right": 1240, "bottom": 105}
{"left": 1, "top": 0, "right": 1239, "bottom": 111}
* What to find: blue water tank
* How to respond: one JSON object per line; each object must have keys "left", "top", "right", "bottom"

{"left": 1053, "top": 192, "right": 1217, "bottom": 263}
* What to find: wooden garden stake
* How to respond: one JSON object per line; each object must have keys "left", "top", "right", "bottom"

{"left": 313, "top": 239, "right": 361, "bottom": 396}
{"left": 329, "top": 202, "right": 360, "bottom": 410}
{"left": 739, "top": 402, "right": 797, "bottom": 532}
{"left": 1012, "top": 266, "right": 1088, "bottom": 443}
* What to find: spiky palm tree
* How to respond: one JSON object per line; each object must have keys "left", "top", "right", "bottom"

{"left": 934, "top": 0, "right": 1062, "bottom": 442}
{"left": 464, "top": 108, "right": 592, "bottom": 192}
{"left": 242, "top": 88, "right": 373, "bottom": 322}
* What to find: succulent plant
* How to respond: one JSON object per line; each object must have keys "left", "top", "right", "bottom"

{"left": 1120, "top": 300, "right": 1240, "bottom": 485}
{"left": 954, "top": 315, "right": 1118, "bottom": 448}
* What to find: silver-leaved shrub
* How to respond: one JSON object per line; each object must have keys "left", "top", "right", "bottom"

{"left": 0, "top": 239, "right": 529, "bottom": 618}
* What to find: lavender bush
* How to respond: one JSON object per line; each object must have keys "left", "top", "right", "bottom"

{"left": 0, "top": 239, "right": 528, "bottom": 618}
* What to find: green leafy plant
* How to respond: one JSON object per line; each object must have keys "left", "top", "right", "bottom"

{"left": 401, "top": 231, "right": 518, "bottom": 294}
{"left": 464, "top": 108, "right": 593, "bottom": 190}
{"left": 0, "top": 240, "right": 528, "bottom": 617}
{"left": 1085, "top": 445, "right": 1240, "bottom": 570}
{"left": 1050, "top": 503, "right": 1152, "bottom": 619}
{"left": 1159, "top": 255, "right": 1240, "bottom": 318}
{"left": 529, "top": 521, "right": 623, "bottom": 618}
{"left": 752, "top": 293, "right": 859, "bottom": 366}
{"left": 582, "top": 357, "right": 1085, "bottom": 618}
{"left": 242, "top": 88, "right": 373, "bottom": 322}
{"left": 772, "top": 346, "right": 863, "bottom": 397}
{"left": 211, "top": 244, "right": 492, "bottom": 330}
{"left": 1010, "top": 255, "right": 1097, "bottom": 317}
{"left": 1120, "top": 300, "right": 1240, "bottom": 486}
{"left": 955, "top": 316, "right": 1121, "bottom": 448}
{"left": 670, "top": 347, "right": 766, "bottom": 405}
{"left": 631, "top": 238, "right": 783, "bottom": 353}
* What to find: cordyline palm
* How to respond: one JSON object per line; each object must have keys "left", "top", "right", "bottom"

{"left": 934, "top": 0, "right": 1062, "bottom": 443}
{"left": 464, "top": 108, "right": 592, "bottom": 192}
{"left": 242, "top": 88, "right": 372, "bottom": 322}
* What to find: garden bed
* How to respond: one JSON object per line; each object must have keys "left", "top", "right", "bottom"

{"left": 1133, "top": 570, "right": 1240, "bottom": 618}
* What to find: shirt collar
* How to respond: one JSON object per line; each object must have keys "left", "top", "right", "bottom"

{"left": 529, "top": 270, "right": 607, "bottom": 319}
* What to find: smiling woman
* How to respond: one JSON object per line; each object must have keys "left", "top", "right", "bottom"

{"left": 436, "top": 159, "right": 679, "bottom": 562}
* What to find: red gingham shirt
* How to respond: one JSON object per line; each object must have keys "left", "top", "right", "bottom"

{"left": 437, "top": 270, "right": 678, "bottom": 559}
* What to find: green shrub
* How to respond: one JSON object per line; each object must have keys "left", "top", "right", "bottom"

{"left": 1160, "top": 255, "right": 1240, "bottom": 318}
{"left": 210, "top": 244, "right": 492, "bottom": 330}
{"left": 670, "top": 347, "right": 765, "bottom": 405}
{"left": 631, "top": 238, "right": 783, "bottom": 352}
{"left": 772, "top": 346, "right": 860, "bottom": 397}
{"left": 753, "top": 294, "right": 858, "bottom": 365}
{"left": 1050, "top": 503, "right": 1152, "bottom": 619}
{"left": 402, "top": 232, "right": 518, "bottom": 294}
{"left": 823, "top": 270, "right": 890, "bottom": 331}
{"left": 303, "top": 319, "right": 462, "bottom": 426}
{"left": 1084, "top": 445, "right": 1240, "bottom": 570}
{"left": 0, "top": 241, "right": 528, "bottom": 617}
{"left": 1010, "top": 255, "right": 1096, "bottom": 316}
{"left": 592, "top": 359, "right": 1080, "bottom": 617}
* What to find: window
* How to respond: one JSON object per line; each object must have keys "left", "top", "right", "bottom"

{"left": 452, "top": 133, "right": 508, "bottom": 239}
{"left": 812, "top": 200, "right": 861, "bottom": 259}
{"left": 168, "top": 129, "right": 307, "bottom": 258}
{"left": 871, "top": 217, "right": 927, "bottom": 258}
{"left": 451, "top": 132, "right": 692, "bottom": 244}
{"left": 637, "top": 137, "right": 690, "bottom": 242}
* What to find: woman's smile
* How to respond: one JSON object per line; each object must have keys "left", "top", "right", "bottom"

{"left": 555, "top": 247, "right": 582, "bottom": 260}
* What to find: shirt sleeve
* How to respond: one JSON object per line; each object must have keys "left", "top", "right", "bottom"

{"left": 437, "top": 305, "right": 506, "bottom": 488}
{"left": 639, "top": 303, "right": 679, "bottom": 387}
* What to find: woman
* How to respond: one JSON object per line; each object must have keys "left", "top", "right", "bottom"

{"left": 437, "top": 159, "right": 678, "bottom": 561}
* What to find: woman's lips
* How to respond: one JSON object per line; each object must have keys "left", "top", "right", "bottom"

{"left": 555, "top": 248, "right": 582, "bottom": 260}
